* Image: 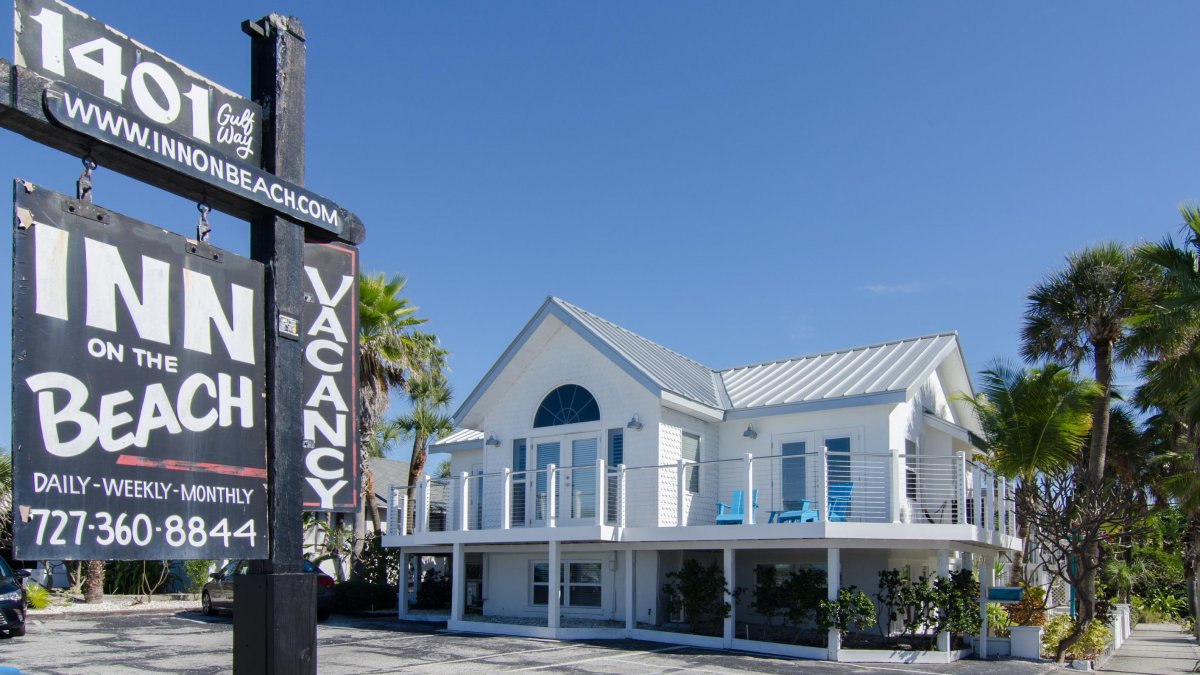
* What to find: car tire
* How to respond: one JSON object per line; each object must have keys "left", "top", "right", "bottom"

{"left": 9, "top": 624, "right": 25, "bottom": 637}
{"left": 202, "top": 591, "right": 217, "bottom": 617}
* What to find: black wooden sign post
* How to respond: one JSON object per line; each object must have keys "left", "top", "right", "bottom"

{"left": 234, "top": 14, "right": 316, "bottom": 674}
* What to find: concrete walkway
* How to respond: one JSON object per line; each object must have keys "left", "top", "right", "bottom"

{"left": 1101, "top": 623, "right": 1200, "bottom": 674}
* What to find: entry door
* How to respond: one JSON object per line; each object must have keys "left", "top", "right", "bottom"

{"left": 533, "top": 441, "right": 560, "bottom": 524}
{"left": 781, "top": 440, "right": 807, "bottom": 509}
{"left": 564, "top": 437, "right": 598, "bottom": 523}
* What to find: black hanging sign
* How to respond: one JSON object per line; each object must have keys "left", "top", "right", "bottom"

{"left": 11, "top": 180, "right": 268, "bottom": 560}
{"left": 300, "top": 241, "right": 359, "bottom": 512}
{"left": 14, "top": 0, "right": 262, "bottom": 161}
{"left": 43, "top": 82, "right": 362, "bottom": 242}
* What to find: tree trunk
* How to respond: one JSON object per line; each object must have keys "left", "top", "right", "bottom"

{"left": 1088, "top": 340, "right": 1114, "bottom": 486}
{"left": 404, "top": 432, "right": 429, "bottom": 533}
{"left": 82, "top": 560, "right": 104, "bottom": 603}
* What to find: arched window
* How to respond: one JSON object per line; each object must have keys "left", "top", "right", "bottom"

{"left": 534, "top": 385, "right": 600, "bottom": 428}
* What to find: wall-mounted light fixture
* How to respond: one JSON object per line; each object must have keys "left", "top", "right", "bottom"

{"left": 742, "top": 423, "right": 758, "bottom": 440}
{"left": 626, "top": 414, "right": 643, "bottom": 431}
{"left": 485, "top": 433, "right": 501, "bottom": 447}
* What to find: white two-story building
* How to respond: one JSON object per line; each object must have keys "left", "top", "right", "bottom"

{"left": 383, "top": 297, "right": 1020, "bottom": 662}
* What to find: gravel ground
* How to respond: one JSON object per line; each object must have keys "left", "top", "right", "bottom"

{"left": 27, "top": 595, "right": 200, "bottom": 618}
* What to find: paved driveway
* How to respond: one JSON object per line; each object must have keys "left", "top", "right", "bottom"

{"left": 1, "top": 612, "right": 1059, "bottom": 674}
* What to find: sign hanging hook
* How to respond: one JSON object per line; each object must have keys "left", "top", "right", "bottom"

{"left": 76, "top": 155, "right": 97, "bottom": 203}
{"left": 197, "top": 202, "right": 212, "bottom": 242}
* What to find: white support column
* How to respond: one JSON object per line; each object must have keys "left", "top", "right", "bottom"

{"left": 722, "top": 547, "right": 735, "bottom": 648}
{"left": 548, "top": 540, "right": 561, "bottom": 632}
{"left": 596, "top": 458, "right": 607, "bottom": 526}
{"left": 890, "top": 449, "right": 903, "bottom": 523}
{"left": 502, "top": 468, "right": 512, "bottom": 530}
{"left": 978, "top": 553, "right": 993, "bottom": 659}
{"left": 827, "top": 547, "right": 841, "bottom": 661}
{"left": 451, "top": 542, "right": 465, "bottom": 622}
{"left": 937, "top": 550, "right": 951, "bottom": 652}
{"left": 985, "top": 473, "right": 995, "bottom": 532}
{"left": 397, "top": 549, "right": 408, "bottom": 618}
{"left": 624, "top": 548, "right": 636, "bottom": 632}
{"left": 998, "top": 478, "right": 1008, "bottom": 535}
{"left": 818, "top": 447, "right": 829, "bottom": 521}
{"left": 547, "top": 464, "right": 557, "bottom": 528}
{"left": 744, "top": 453, "right": 755, "bottom": 525}
{"left": 957, "top": 452, "right": 968, "bottom": 525}
{"left": 417, "top": 475, "right": 431, "bottom": 533}
{"left": 972, "top": 465, "right": 983, "bottom": 528}
{"left": 676, "top": 458, "right": 686, "bottom": 526}
{"left": 398, "top": 491, "right": 409, "bottom": 537}
{"left": 459, "top": 471, "right": 470, "bottom": 531}
{"left": 618, "top": 464, "right": 627, "bottom": 528}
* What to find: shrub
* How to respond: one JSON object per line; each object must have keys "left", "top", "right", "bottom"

{"left": 817, "top": 586, "right": 877, "bottom": 642}
{"left": 1041, "top": 614, "right": 1112, "bottom": 661}
{"left": 24, "top": 582, "right": 50, "bottom": 609}
{"left": 334, "top": 580, "right": 398, "bottom": 613}
{"left": 663, "top": 559, "right": 738, "bottom": 634}
{"left": 103, "top": 560, "right": 178, "bottom": 596}
{"left": 935, "top": 569, "right": 980, "bottom": 643}
{"left": 987, "top": 603, "right": 1013, "bottom": 638}
{"left": 1006, "top": 585, "right": 1046, "bottom": 626}
{"left": 182, "top": 560, "right": 212, "bottom": 593}
{"left": 751, "top": 566, "right": 787, "bottom": 626}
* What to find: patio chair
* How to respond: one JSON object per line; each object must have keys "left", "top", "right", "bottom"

{"left": 715, "top": 489, "right": 758, "bottom": 525}
{"left": 827, "top": 481, "right": 853, "bottom": 522}
{"left": 774, "top": 499, "right": 819, "bottom": 523}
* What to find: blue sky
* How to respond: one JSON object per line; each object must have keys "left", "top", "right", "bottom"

{"left": 0, "top": 2, "right": 1194, "bottom": 460}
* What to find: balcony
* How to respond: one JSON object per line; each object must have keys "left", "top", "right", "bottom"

{"left": 383, "top": 450, "right": 1019, "bottom": 550}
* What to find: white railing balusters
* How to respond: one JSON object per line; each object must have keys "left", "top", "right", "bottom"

{"left": 618, "top": 464, "right": 627, "bottom": 528}
{"left": 744, "top": 453, "right": 755, "bottom": 525}
{"left": 547, "top": 464, "right": 557, "bottom": 528}
{"left": 957, "top": 452, "right": 967, "bottom": 525}
{"left": 595, "top": 458, "right": 607, "bottom": 527}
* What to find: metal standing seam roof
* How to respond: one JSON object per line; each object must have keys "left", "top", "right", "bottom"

{"left": 553, "top": 298, "right": 723, "bottom": 408}
{"left": 718, "top": 333, "right": 959, "bottom": 410}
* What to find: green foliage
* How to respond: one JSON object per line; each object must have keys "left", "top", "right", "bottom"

{"left": 816, "top": 586, "right": 877, "bottom": 639}
{"left": 1042, "top": 614, "right": 1112, "bottom": 661}
{"left": 663, "top": 559, "right": 738, "bottom": 634}
{"left": 103, "top": 560, "right": 178, "bottom": 596}
{"left": 412, "top": 567, "right": 451, "bottom": 610}
{"left": 875, "top": 569, "right": 906, "bottom": 641}
{"left": 781, "top": 567, "right": 827, "bottom": 636}
{"left": 334, "top": 579, "right": 398, "bottom": 612}
{"left": 934, "top": 570, "right": 980, "bottom": 641}
{"left": 750, "top": 566, "right": 787, "bottom": 626}
{"left": 1006, "top": 585, "right": 1046, "bottom": 627}
{"left": 181, "top": 560, "right": 212, "bottom": 593}
{"left": 24, "top": 582, "right": 50, "bottom": 609}
{"left": 987, "top": 603, "right": 1013, "bottom": 638}
{"left": 1144, "top": 588, "right": 1187, "bottom": 620}
{"left": 357, "top": 531, "right": 400, "bottom": 587}
{"left": 896, "top": 574, "right": 941, "bottom": 643}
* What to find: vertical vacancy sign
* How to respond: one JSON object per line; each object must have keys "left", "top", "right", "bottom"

{"left": 11, "top": 181, "right": 268, "bottom": 560}
{"left": 301, "top": 242, "right": 358, "bottom": 512}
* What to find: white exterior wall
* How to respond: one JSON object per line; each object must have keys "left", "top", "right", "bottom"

{"left": 482, "top": 550, "right": 626, "bottom": 621}
{"left": 656, "top": 409, "right": 720, "bottom": 527}
{"left": 475, "top": 319, "right": 661, "bottom": 529}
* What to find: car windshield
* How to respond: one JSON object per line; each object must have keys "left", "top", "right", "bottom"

{"left": 0, "top": 557, "right": 13, "bottom": 579}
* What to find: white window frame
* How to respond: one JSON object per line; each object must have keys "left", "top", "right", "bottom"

{"left": 529, "top": 559, "right": 604, "bottom": 609}
{"left": 681, "top": 431, "right": 701, "bottom": 494}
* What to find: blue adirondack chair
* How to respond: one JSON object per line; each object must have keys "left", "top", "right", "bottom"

{"left": 715, "top": 489, "right": 758, "bottom": 525}
{"left": 827, "top": 481, "right": 853, "bottom": 522}
{"left": 775, "top": 499, "right": 819, "bottom": 523}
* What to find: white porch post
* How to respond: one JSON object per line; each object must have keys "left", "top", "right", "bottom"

{"left": 624, "top": 548, "right": 636, "bottom": 632}
{"left": 618, "top": 464, "right": 627, "bottom": 528}
{"left": 890, "top": 449, "right": 903, "bottom": 523}
{"left": 676, "top": 458, "right": 686, "bottom": 526}
{"left": 397, "top": 548, "right": 408, "bottom": 618}
{"left": 418, "top": 474, "right": 431, "bottom": 533}
{"left": 956, "top": 452, "right": 968, "bottom": 525}
{"left": 596, "top": 458, "right": 607, "bottom": 526}
{"left": 998, "top": 478, "right": 1008, "bottom": 535}
{"left": 722, "top": 547, "right": 735, "bottom": 648}
{"left": 744, "top": 453, "right": 755, "bottom": 525}
{"left": 502, "top": 468, "right": 512, "bottom": 530}
{"left": 547, "top": 464, "right": 557, "bottom": 528}
{"left": 459, "top": 471, "right": 470, "bottom": 531}
{"left": 972, "top": 465, "right": 983, "bottom": 528}
{"left": 398, "top": 490, "right": 409, "bottom": 537}
{"left": 937, "top": 550, "right": 951, "bottom": 652}
{"left": 827, "top": 547, "right": 841, "bottom": 661}
{"left": 451, "top": 542, "right": 465, "bottom": 622}
{"left": 984, "top": 473, "right": 995, "bottom": 532}
{"left": 978, "top": 553, "right": 993, "bottom": 659}
{"left": 548, "top": 540, "right": 561, "bottom": 632}
{"left": 818, "top": 447, "right": 829, "bottom": 521}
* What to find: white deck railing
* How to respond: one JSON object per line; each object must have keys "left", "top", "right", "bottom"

{"left": 385, "top": 449, "right": 1018, "bottom": 538}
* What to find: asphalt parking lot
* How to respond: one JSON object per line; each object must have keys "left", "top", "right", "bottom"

{"left": 0, "top": 612, "right": 1061, "bottom": 674}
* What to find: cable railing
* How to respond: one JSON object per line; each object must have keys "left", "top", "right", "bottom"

{"left": 383, "top": 449, "right": 1019, "bottom": 539}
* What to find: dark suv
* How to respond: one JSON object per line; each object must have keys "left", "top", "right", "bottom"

{"left": 202, "top": 559, "right": 334, "bottom": 620}
{"left": 0, "top": 556, "right": 30, "bottom": 637}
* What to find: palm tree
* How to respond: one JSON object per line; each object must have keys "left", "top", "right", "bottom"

{"left": 957, "top": 360, "right": 1099, "bottom": 582}
{"left": 1020, "top": 242, "right": 1157, "bottom": 486}
{"left": 357, "top": 272, "right": 434, "bottom": 535}
{"left": 398, "top": 366, "right": 454, "bottom": 532}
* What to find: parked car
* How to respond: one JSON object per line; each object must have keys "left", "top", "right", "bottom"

{"left": 201, "top": 559, "right": 334, "bottom": 620}
{"left": 0, "top": 556, "right": 30, "bottom": 637}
